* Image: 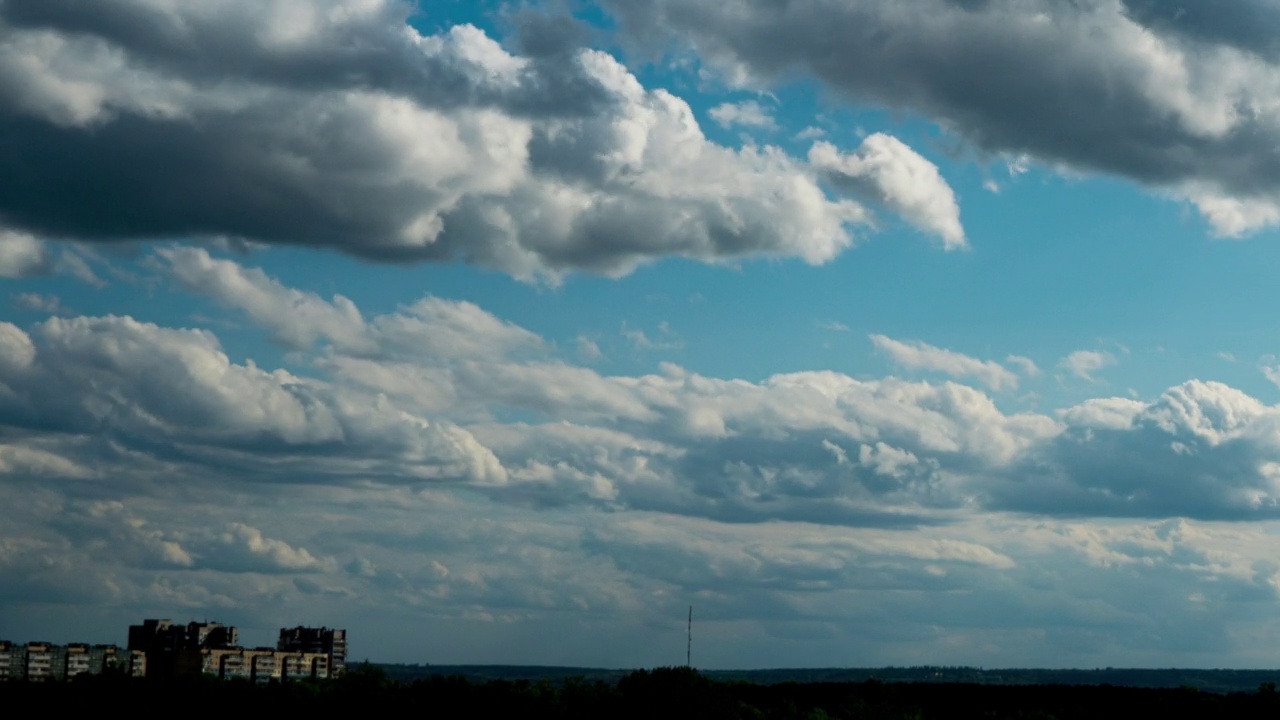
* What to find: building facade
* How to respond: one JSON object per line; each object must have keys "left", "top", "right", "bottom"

{"left": 3, "top": 620, "right": 346, "bottom": 682}
{"left": 0, "top": 641, "right": 132, "bottom": 681}
{"left": 277, "top": 626, "right": 346, "bottom": 677}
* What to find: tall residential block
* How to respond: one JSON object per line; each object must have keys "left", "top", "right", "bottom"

{"left": 277, "top": 626, "right": 346, "bottom": 676}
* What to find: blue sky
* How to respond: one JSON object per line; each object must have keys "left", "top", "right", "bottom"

{"left": 6, "top": 0, "right": 1280, "bottom": 669}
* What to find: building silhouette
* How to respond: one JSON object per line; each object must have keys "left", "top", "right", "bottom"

{"left": 0, "top": 640, "right": 136, "bottom": 680}
{"left": 277, "top": 626, "right": 347, "bottom": 677}
{"left": 1, "top": 619, "right": 346, "bottom": 682}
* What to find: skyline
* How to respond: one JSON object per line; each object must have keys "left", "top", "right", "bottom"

{"left": 6, "top": 0, "right": 1280, "bottom": 669}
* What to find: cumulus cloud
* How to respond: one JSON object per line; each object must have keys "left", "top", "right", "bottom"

{"left": 157, "top": 246, "right": 370, "bottom": 351}
{"left": 12, "top": 292, "right": 63, "bottom": 314}
{"left": 0, "top": 231, "right": 52, "bottom": 277}
{"left": 158, "top": 246, "right": 542, "bottom": 359}
{"left": 200, "top": 523, "right": 332, "bottom": 574}
{"left": 1187, "top": 190, "right": 1280, "bottom": 238}
{"left": 1059, "top": 350, "right": 1117, "bottom": 380}
{"left": 1056, "top": 397, "right": 1146, "bottom": 431}
{"left": 871, "top": 334, "right": 1018, "bottom": 391}
{"left": 1005, "top": 355, "right": 1041, "bottom": 377}
{"left": 606, "top": 0, "right": 1280, "bottom": 236}
{"left": 0, "top": 441, "right": 94, "bottom": 480}
{"left": 1263, "top": 365, "right": 1280, "bottom": 389}
{"left": 990, "top": 381, "right": 1280, "bottom": 519}
{"left": 810, "top": 136, "right": 966, "bottom": 249}
{"left": 794, "top": 126, "right": 825, "bottom": 141}
{"left": 576, "top": 335, "right": 603, "bottom": 361}
{"left": 0, "top": 2, "right": 963, "bottom": 279}
{"left": 0, "top": 315, "right": 507, "bottom": 485}
{"left": 708, "top": 99, "right": 776, "bottom": 129}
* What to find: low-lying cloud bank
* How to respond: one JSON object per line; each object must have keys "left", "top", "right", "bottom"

{"left": 4, "top": 249, "right": 1280, "bottom": 525}
{"left": 6, "top": 248, "right": 1280, "bottom": 665}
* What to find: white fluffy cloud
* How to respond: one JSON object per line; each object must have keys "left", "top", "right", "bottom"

{"left": 810, "top": 136, "right": 966, "bottom": 249}
{"left": 0, "top": 231, "right": 51, "bottom": 277}
{"left": 0, "top": 315, "right": 507, "bottom": 485}
{"left": 708, "top": 99, "right": 776, "bottom": 129}
{"left": 1059, "top": 350, "right": 1117, "bottom": 380}
{"left": 158, "top": 246, "right": 543, "bottom": 359}
{"left": 871, "top": 334, "right": 1018, "bottom": 390}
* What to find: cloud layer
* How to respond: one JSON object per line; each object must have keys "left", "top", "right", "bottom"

{"left": 15, "top": 251, "right": 1280, "bottom": 525}
{"left": 8, "top": 248, "right": 1280, "bottom": 665}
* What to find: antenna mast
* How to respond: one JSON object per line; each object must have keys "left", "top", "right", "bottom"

{"left": 686, "top": 605, "right": 692, "bottom": 667}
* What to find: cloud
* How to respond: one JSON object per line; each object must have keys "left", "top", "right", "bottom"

{"left": 1263, "top": 365, "right": 1280, "bottom": 389}
{"left": 1056, "top": 397, "right": 1146, "bottom": 431}
{"left": 988, "top": 381, "right": 1280, "bottom": 519}
{"left": 810, "top": 136, "right": 966, "bottom": 249}
{"left": 158, "top": 246, "right": 542, "bottom": 359}
{"left": 157, "top": 246, "right": 371, "bottom": 351}
{"left": 1118, "top": 0, "right": 1280, "bottom": 62}
{"left": 708, "top": 99, "right": 776, "bottom": 129}
{"left": 0, "top": 231, "right": 106, "bottom": 285}
{"left": 606, "top": 0, "right": 1280, "bottom": 236}
{"left": 816, "top": 320, "right": 850, "bottom": 332}
{"left": 794, "top": 126, "right": 825, "bottom": 141}
{"left": 24, "top": 257, "right": 1280, "bottom": 526}
{"left": 576, "top": 335, "right": 604, "bottom": 361}
{"left": 0, "top": 231, "right": 52, "bottom": 277}
{"left": 201, "top": 523, "right": 333, "bottom": 574}
{"left": 15, "top": 264, "right": 1280, "bottom": 665}
{"left": 1005, "top": 354, "right": 1041, "bottom": 377}
{"left": 0, "top": 315, "right": 508, "bottom": 485}
{"left": 1187, "top": 189, "right": 1280, "bottom": 238}
{"left": 871, "top": 334, "right": 1018, "bottom": 391}
{"left": 0, "top": 3, "right": 929, "bottom": 280}
{"left": 621, "top": 323, "right": 681, "bottom": 352}
{"left": 12, "top": 292, "right": 62, "bottom": 314}
{"left": 1059, "top": 350, "right": 1117, "bottom": 380}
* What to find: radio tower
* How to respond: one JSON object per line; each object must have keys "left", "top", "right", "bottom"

{"left": 686, "top": 605, "right": 692, "bottom": 667}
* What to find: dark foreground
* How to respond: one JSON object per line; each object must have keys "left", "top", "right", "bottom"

{"left": 383, "top": 664, "right": 1280, "bottom": 694}
{"left": 7, "top": 665, "right": 1280, "bottom": 719}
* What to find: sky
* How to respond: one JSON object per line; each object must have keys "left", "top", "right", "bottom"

{"left": 6, "top": 0, "right": 1280, "bottom": 670}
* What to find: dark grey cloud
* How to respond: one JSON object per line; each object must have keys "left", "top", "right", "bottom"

{"left": 0, "top": 0, "right": 962, "bottom": 279}
{"left": 1121, "top": 0, "right": 1280, "bottom": 60}
{"left": 604, "top": 0, "right": 1280, "bottom": 235}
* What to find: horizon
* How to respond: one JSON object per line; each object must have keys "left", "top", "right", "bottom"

{"left": 6, "top": 0, "right": 1280, "bottom": 670}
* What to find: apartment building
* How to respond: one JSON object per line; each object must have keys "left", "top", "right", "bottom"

{"left": 0, "top": 641, "right": 132, "bottom": 681}
{"left": 2, "top": 620, "right": 346, "bottom": 682}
